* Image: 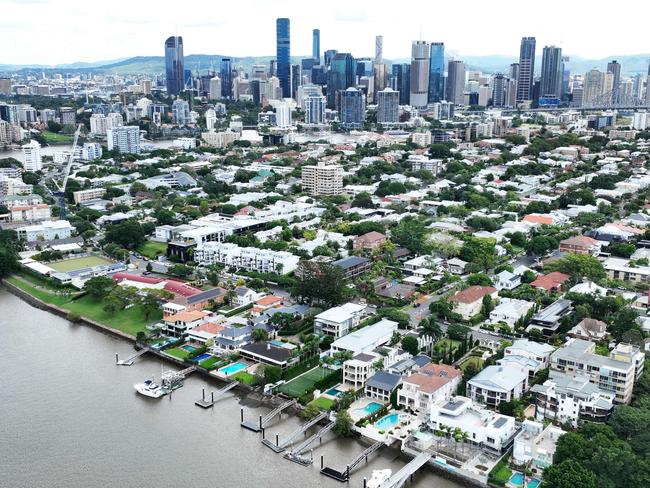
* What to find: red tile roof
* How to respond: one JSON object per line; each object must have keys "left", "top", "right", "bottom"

{"left": 530, "top": 272, "right": 570, "bottom": 291}
{"left": 449, "top": 285, "right": 497, "bottom": 304}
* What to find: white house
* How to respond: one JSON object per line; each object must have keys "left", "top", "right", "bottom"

{"left": 17, "top": 220, "right": 73, "bottom": 241}
{"left": 513, "top": 421, "right": 566, "bottom": 470}
{"left": 397, "top": 363, "right": 462, "bottom": 414}
{"left": 466, "top": 364, "right": 529, "bottom": 407}
{"left": 313, "top": 302, "right": 367, "bottom": 338}
{"left": 330, "top": 319, "right": 398, "bottom": 355}
{"left": 489, "top": 298, "right": 535, "bottom": 327}
{"left": 343, "top": 352, "right": 380, "bottom": 390}
{"left": 428, "top": 396, "right": 517, "bottom": 453}
{"left": 494, "top": 270, "right": 521, "bottom": 291}
{"left": 504, "top": 339, "right": 555, "bottom": 369}
{"left": 231, "top": 286, "right": 260, "bottom": 307}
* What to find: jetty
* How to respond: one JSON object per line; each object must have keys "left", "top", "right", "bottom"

{"left": 115, "top": 348, "right": 148, "bottom": 366}
{"left": 381, "top": 451, "right": 433, "bottom": 488}
{"left": 241, "top": 399, "right": 297, "bottom": 432}
{"left": 195, "top": 382, "right": 239, "bottom": 408}
{"left": 262, "top": 411, "right": 328, "bottom": 453}
{"left": 284, "top": 421, "right": 335, "bottom": 465}
{"left": 320, "top": 440, "right": 385, "bottom": 481}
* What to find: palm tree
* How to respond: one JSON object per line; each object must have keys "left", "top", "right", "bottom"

{"left": 419, "top": 317, "right": 443, "bottom": 355}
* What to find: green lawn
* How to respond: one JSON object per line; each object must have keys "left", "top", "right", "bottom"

{"left": 48, "top": 255, "right": 113, "bottom": 272}
{"left": 41, "top": 131, "right": 74, "bottom": 144}
{"left": 489, "top": 463, "right": 513, "bottom": 485}
{"left": 458, "top": 356, "right": 484, "bottom": 371}
{"left": 278, "top": 366, "right": 331, "bottom": 398}
{"left": 165, "top": 347, "right": 191, "bottom": 360}
{"left": 6, "top": 274, "right": 160, "bottom": 336}
{"left": 137, "top": 241, "right": 168, "bottom": 260}
{"left": 434, "top": 339, "right": 462, "bottom": 352}
{"left": 311, "top": 396, "right": 335, "bottom": 411}
{"left": 232, "top": 371, "right": 256, "bottom": 385}
{"left": 199, "top": 356, "right": 222, "bottom": 370}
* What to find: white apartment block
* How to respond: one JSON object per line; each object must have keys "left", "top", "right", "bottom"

{"left": 0, "top": 175, "right": 32, "bottom": 196}
{"left": 466, "top": 364, "right": 529, "bottom": 407}
{"left": 550, "top": 338, "right": 645, "bottom": 404}
{"left": 81, "top": 142, "right": 103, "bottom": 160}
{"left": 22, "top": 140, "right": 42, "bottom": 171}
{"left": 301, "top": 162, "right": 343, "bottom": 196}
{"left": 342, "top": 352, "right": 380, "bottom": 390}
{"left": 201, "top": 129, "right": 239, "bottom": 148}
{"left": 10, "top": 204, "right": 51, "bottom": 222}
{"left": 107, "top": 126, "right": 140, "bottom": 154}
{"left": 194, "top": 241, "right": 299, "bottom": 274}
{"left": 17, "top": 220, "right": 73, "bottom": 241}
{"left": 411, "top": 131, "right": 432, "bottom": 147}
{"left": 73, "top": 188, "right": 107, "bottom": 204}
{"left": 428, "top": 396, "right": 517, "bottom": 453}
{"left": 313, "top": 302, "right": 367, "bottom": 338}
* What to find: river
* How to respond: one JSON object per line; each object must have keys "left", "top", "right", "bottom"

{"left": 0, "top": 290, "right": 462, "bottom": 488}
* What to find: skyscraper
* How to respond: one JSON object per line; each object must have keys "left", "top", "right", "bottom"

{"left": 339, "top": 87, "right": 365, "bottom": 129}
{"left": 304, "top": 94, "right": 326, "bottom": 125}
{"left": 428, "top": 42, "right": 445, "bottom": 103}
{"left": 375, "top": 36, "right": 383, "bottom": 65}
{"left": 276, "top": 18, "right": 291, "bottom": 99}
{"left": 391, "top": 63, "right": 410, "bottom": 105}
{"left": 539, "top": 46, "right": 563, "bottom": 99}
{"left": 312, "top": 29, "right": 320, "bottom": 64}
{"left": 410, "top": 41, "right": 430, "bottom": 109}
{"left": 324, "top": 50, "right": 338, "bottom": 67}
{"left": 446, "top": 60, "right": 466, "bottom": 106}
{"left": 492, "top": 74, "right": 506, "bottom": 107}
{"left": 516, "top": 37, "right": 536, "bottom": 103}
{"left": 164, "top": 36, "right": 184, "bottom": 96}
{"left": 291, "top": 64, "right": 302, "bottom": 100}
{"left": 327, "top": 53, "right": 356, "bottom": 108}
{"left": 607, "top": 60, "right": 621, "bottom": 103}
{"left": 377, "top": 88, "right": 399, "bottom": 125}
{"left": 220, "top": 58, "right": 232, "bottom": 98}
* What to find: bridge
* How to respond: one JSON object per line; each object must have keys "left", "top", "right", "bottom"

{"left": 195, "top": 382, "right": 239, "bottom": 409}
{"left": 241, "top": 399, "right": 297, "bottom": 432}
{"left": 262, "top": 411, "right": 328, "bottom": 453}
{"left": 320, "top": 440, "right": 385, "bottom": 482}
{"left": 284, "top": 422, "right": 335, "bottom": 465}
{"left": 115, "top": 348, "right": 148, "bottom": 366}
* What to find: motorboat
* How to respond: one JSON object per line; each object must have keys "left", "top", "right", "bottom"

{"left": 367, "top": 469, "right": 392, "bottom": 488}
{"left": 133, "top": 378, "right": 165, "bottom": 398}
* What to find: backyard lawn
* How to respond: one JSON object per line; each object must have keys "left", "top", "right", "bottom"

{"left": 278, "top": 366, "right": 331, "bottom": 398}
{"left": 311, "top": 396, "right": 335, "bottom": 411}
{"left": 199, "top": 356, "right": 222, "bottom": 370}
{"left": 232, "top": 371, "right": 256, "bottom": 385}
{"left": 137, "top": 241, "right": 168, "bottom": 260}
{"left": 458, "top": 356, "right": 484, "bottom": 371}
{"left": 489, "top": 462, "right": 513, "bottom": 485}
{"left": 165, "top": 347, "right": 191, "bottom": 360}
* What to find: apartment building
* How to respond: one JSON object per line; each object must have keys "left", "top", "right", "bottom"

{"left": 559, "top": 235, "right": 601, "bottom": 255}
{"left": 550, "top": 338, "right": 645, "bottom": 404}
{"left": 72, "top": 188, "right": 107, "bottom": 204}
{"left": 301, "top": 161, "right": 343, "bottom": 196}
{"left": 466, "top": 364, "right": 529, "bottom": 407}
{"left": 194, "top": 242, "right": 299, "bottom": 274}
{"left": 10, "top": 204, "right": 51, "bottom": 222}
{"left": 17, "top": 220, "right": 73, "bottom": 241}
{"left": 342, "top": 352, "right": 380, "bottom": 390}
{"left": 513, "top": 421, "right": 566, "bottom": 469}
{"left": 313, "top": 302, "right": 367, "bottom": 338}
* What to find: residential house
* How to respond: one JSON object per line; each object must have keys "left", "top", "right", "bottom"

{"left": 530, "top": 272, "right": 570, "bottom": 292}
{"left": 494, "top": 270, "right": 521, "bottom": 291}
{"left": 489, "top": 298, "right": 535, "bottom": 327}
{"left": 513, "top": 421, "right": 566, "bottom": 470}
{"left": 343, "top": 352, "right": 381, "bottom": 390}
{"left": 386, "top": 355, "right": 431, "bottom": 376}
{"left": 231, "top": 286, "right": 259, "bottom": 307}
{"left": 530, "top": 371, "right": 615, "bottom": 426}
{"left": 332, "top": 256, "right": 372, "bottom": 279}
{"left": 504, "top": 339, "right": 555, "bottom": 369}
{"left": 187, "top": 321, "right": 225, "bottom": 344}
{"left": 550, "top": 338, "right": 645, "bottom": 404}
{"left": 428, "top": 396, "right": 517, "bottom": 453}
{"left": 466, "top": 364, "right": 529, "bottom": 407}
{"left": 526, "top": 299, "right": 573, "bottom": 335}
{"left": 603, "top": 257, "right": 650, "bottom": 283}
{"left": 559, "top": 236, "right": 601, "bottom": 255}
{"left": 211, "top": 325, "right": 253, "bottom": 352}
{"left": 364, "top": 371, "right": 402, "bottom": 403}
{"left": 251, "top": 295, "right": 284, "bottom": 315}
{"left": 161, "top": 310, "right": 212, "bottom": 338}
{"left": 238, "top": 341, "right": 297, "bottom": 369}
{"left": 330, "top": 319, "right": 399, "bottom": 355}
{"left": 313, "top": 302, "right": 367, "bottom": 338}
{"left": 448, "top": 286, "right": 498, "bottom": 320}
{"left": 446, "top": 258, "right": 468, "bottom": 275}
{"left": 353, "top": 231, "right": 387, "bottom": 251}
{"left": 568, "top": 318, "right": 608, "bottom": 342}
{"left": 398, "top": 363, "right": 462, "bottom": 414}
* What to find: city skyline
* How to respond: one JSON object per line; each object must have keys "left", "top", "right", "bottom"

{"left": 2, "top": 0, "right": 650, "bottom": 66}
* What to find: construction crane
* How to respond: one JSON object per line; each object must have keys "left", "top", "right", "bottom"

{"left": 50, "top": 123, "right": 83, "bottom": 220}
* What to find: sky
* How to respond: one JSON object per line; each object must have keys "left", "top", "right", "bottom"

{"left": 2, "top": 0, "right": 649, "bottom": 65}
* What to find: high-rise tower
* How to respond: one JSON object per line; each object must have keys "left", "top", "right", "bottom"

{"left": 428, "top": 42, "right": 445, "bottom": 103}
{"left": 540, "top": 45, "right": 563, "bottom": 99}
{"left": 516, "top": 37, "right": 536, "bottom": 103}
{"left": 410, "top": 41, "right": 430, "bottom": 110}
{"left": 313, "top": 29, "right": 320, "bottom": 64}
{"left": 276, "top": 18, "right": 291, "bottom": 99}
{"left": 164, "top": 36, "right": 184, "bottom": 96}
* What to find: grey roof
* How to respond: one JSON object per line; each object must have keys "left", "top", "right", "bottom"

{"left": 531, "top": 299, "right": 573, "bottom": 325}
{"left": 219, "top": 326, "right": 252, "bottom": 339}
{"left": 239, "top": 342, "right": 292, "bottom": 363}
{"left": 187, "top": 287, "right": 225, "bottom": 304}
{"left": 468, "top": 365, "right": 528, "bottom": 393}
{"left": 388, "top": 354, "right": 431, "bottom": 374}
{"left": 365, "top": 371, "right": 402, "bottom": 392}
{"left": 333, "top": 256, "right": 370, "bottom": 270}
{"left": 442, "top": 399, "right": 465, "bottom": 412}
{"left": 353, "top": 353, "right": 377, "bottom": 362}
{"left": 492, "top": 417, "right": 508, "bottom": 428}
{"left": 235, "top": 286, "right": 253, "bottom": 297}
{"left": 551, "top": 339, "right": 632, "bottom": 372}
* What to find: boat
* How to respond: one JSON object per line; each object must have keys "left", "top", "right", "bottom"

{"left": 134, "top": 370, "right": 185, "bottom": 398}
{"left": 134, "top": 378, "right": 165, "bottom": 398}
{"left": 367, "top": 469, "right": 392, "bottom": 488}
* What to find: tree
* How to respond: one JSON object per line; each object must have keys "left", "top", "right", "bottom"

{"left": 301, "top": 403, "right": 321, "bottom": 419}
{"left": 466, "top": 273, "right": 492, "bottom": 286}
{"left": 498, "top": 399, "right": 523, "bottom": 418}
{"left": 103, "top": 295, "right": 122, "bottom": 315}
{"left": 545, "top": 254, "right": 606, "bottom": 281}
{"left": 391, "top": 217, "right": 429, "bottom": 254}
{"left": 103, "top": 220, "right": 146, "bottom": 250}
{"left": 351, "top": 192, "right": 374, "bottom": 208}
{"left": 333, "top": 409, "right": 354, "bottom": 437}
{"left": 292, "top": 262, "right": 348, "bottom": 306}
{"left": 83, "top": 276, "right": 116, "bottom": 300}
{"left": 251, "top": 328, "right": 269, "bottom": 342}
{"left": 129, "top": 181, "right": 147, "bottom": 196}
{"left": 609, "top": 307, "right": 641, "bottom": 342}
{"left": 401, "top": 335, "right": 420, "bottom": 356}
{"left": 447, "top": 323, "right": 470, "bottom": 341}
{"left": 609, "top": 405, "right": 650, "bottom": 441}
{"left": 139, "top": 289, "right": 172, "bottom": 319}
{"left": 459, "top": 237, "right": 496, "bottom": 270}
{"left": 481, "top": 294, "right": 495, "bottom": 317}
{"left": 419, "top": 317, "right": 443, "bottom": 342}
{"left": 168, "top": 264, "right": 192, "bottom": 278}
{"left": 544, "top": 460, "right": 598, "bottom": 488}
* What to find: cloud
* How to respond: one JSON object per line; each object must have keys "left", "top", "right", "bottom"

{"left": 335, "top": 11, "right": 369, "bottom": 22}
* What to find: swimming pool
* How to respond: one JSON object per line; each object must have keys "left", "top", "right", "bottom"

{"left": 325, "top": 387, "right": 342, "bottom": 397}
{"left": 527, "top": 480, "right": 541, "bottom": 488}
{"left": 509, "top": 473, "right": 540, "bottom": 488}
{"left": 355, "top": 402, "right": 382, "bottom": 417}
{"left": 181, "top": 345, "right": 197, "bottom": 353}
{"left": 218, "top": 362, "right": 248, "bottom": 375}
{"left": 374, "top": 413, "right": 399, "bottom": 430}
{"left": 193, "top": 353, "right": 211, "bottom": 362}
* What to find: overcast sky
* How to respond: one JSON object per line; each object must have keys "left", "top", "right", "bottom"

{"left": 3, "top": 0, "right": 649, "bottom": 65}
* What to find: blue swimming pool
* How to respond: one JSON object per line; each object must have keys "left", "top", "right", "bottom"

{"left": 355, "top": 402, "right": 382, "bottom": 417}
{"left": 193, "top": 353, "right": 211, "bottom": 362}
{"left": 325, "top": 387, "right": 342, "bottom": 397}
{"left": 374, "top": 413, "right": 399, "bottom": 430}
{"left": 181, "top": 344, "right": 197, "bottom": 352}
{"left": 527, "top": 480, "right": 541, "bottom": 488}
{"left": 218, "top": 362, "right": 247, "bottom": 375}
{"left": 510, "top": 473, "right": 524, "bottom": 486}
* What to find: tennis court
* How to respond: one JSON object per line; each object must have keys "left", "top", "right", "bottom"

{"left": 278, "top": 366, "right": 331, "bottom": 397}
{"left": 48, "top": 255, "right": 114, "bottom": 272}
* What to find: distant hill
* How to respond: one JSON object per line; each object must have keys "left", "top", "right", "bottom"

{"left": 3, "top": 53, "right": 649, "bottom": 76}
